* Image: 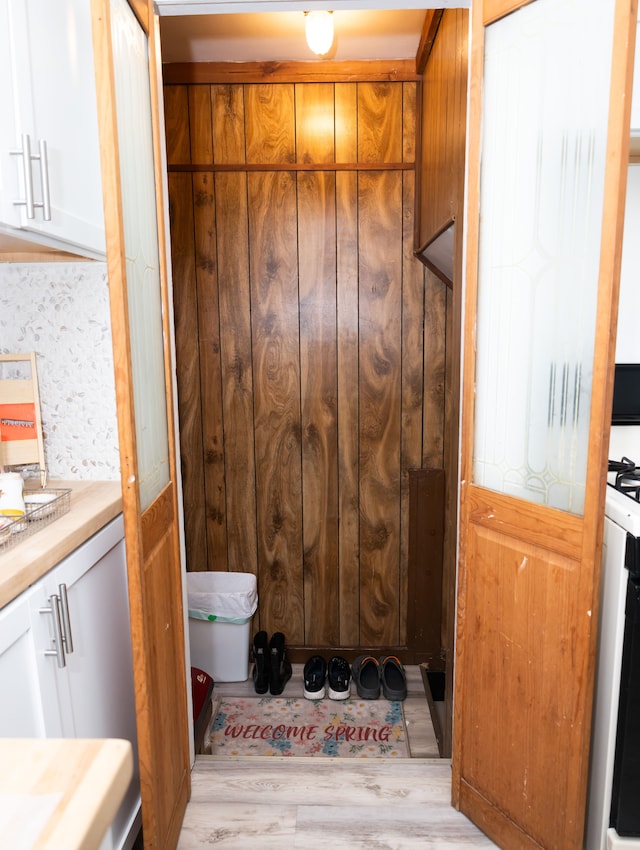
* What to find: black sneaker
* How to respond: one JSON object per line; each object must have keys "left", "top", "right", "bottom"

{"left": 327, "top": 655, "right": 351, "bottom": 700}
{"left": 303, "top": 655, "right": 326, "bottom": 700}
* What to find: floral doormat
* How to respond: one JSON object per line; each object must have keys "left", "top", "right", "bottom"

{"left": 209, "top": 696, "right": 408, "bottom": 758}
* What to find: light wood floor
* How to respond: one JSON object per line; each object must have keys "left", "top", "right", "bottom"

{"left": 177, "top": 666, "right": 497, "bottom": 848}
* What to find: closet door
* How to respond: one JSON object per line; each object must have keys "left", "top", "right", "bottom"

{"left": 454, "top": 1, "right": 635, "bottom": 849}
{"left": 91, "top": 1, "right": 190, "bottom": 848}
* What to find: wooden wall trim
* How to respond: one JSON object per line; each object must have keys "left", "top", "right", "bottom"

{"left": 162, "top": 59, "right": 420, "bottom": 85}
{"left": 415, "top": 10, "right": 444, "bottom": 75}
{"left": 167, "top": 161, "right": 414, "bottom": 172}
{"left": 483, "top": 0, "right": 535, "bottom": 26}
{"left": 127, "top": 0, "right": 149, "bottom": 33}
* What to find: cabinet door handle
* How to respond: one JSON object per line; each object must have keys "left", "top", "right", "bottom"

{"left": 37, "top": 138, "right": 51, "bottom": 221}
{"left": 10, "top": 135, "right": 51, "bottom": 221}
{"left": 58, "top": 583, "right": 74, "bottom": 654}
{"left": 11, "top": 133, "right": 35, "bottom": 219}
{"left": 40, "top": 594, "right": 66, "bottom": 668}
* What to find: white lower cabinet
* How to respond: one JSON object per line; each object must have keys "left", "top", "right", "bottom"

{"left": 0, "top": 515, "right": 140, "bottom": 850}
{"left": 0, "top": 584, "right": 48, "bottom": 736}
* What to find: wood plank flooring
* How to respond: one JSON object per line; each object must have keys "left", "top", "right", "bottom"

{"left": 177, "top": 666, "right": 497, "bottom": 848}
{"left": 178, "top": 759, "right": 497, "bottom": 849}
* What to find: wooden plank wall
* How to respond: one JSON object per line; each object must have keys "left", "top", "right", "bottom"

{"left": 415, "top": 9, "right": 469, "bottom": 752}
{"left": 164, "top": 75, "right": 446, "bottom": 654}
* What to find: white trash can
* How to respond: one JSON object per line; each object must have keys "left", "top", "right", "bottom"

{"left": 187, "top": 571, "right": 258, "bottom": 682}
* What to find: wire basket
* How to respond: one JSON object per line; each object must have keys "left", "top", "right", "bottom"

{"left": 0, "top": 488, "right": 71, "bottom": 553}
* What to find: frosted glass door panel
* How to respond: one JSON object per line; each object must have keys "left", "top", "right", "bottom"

{"left": 473, "top": 0, "right": 614, "bottom": 515}
{"left": 110, "top": 0, "right": 169, "bottom": 511}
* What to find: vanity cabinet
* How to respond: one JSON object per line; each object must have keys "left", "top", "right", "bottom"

{"left": 0, "top": 0, "right": 105, "bottom": 258}
{"left": 0, "top": 515, "right": 140, "bottom": 850}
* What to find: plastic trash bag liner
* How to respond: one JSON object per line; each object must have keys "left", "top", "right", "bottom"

{"left": 187, "top": 571, "right": 258, "bottom": 624}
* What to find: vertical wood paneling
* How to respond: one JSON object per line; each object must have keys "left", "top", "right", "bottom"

{"left": 167, "top": 172, "right": 206, "bottom": 572}
{"left": 188, "top": 87, "right": 213, "bottom": 163}
{"left": 335, "top": 83, "right": 357, "bottom": 163}
{"left": 418, "top": 10, "right": 469, "bottom": 249}
{"left": 212, "top": 85, "right": 245, "bottom": 164}
{"left": 358, "top": 170, "right": 403, "bottom": 646}
{"left": 163, "top": 85, "right": 190, "bottom": 165}
{"left": 403, "top": 82, "right": 417, "bottom": 163}
{"left": 400, "top": 82, "right": 423, "bottom": 638}
{"left": 442, "top": 284, "right": 455, "bottom": 649}
{"left": 400, "top": 169, "right": 425, "bottom": 637}
{"left": 357, "top": 83, "right": 403, "bottom": 163}
{"left": 407, "top": 468, "right": 444, "bottom": 655}
{"left": 248, "top": 171, "right": 304, "bottom": 641}
{"left": 167, "top": 76, "right": 439, "bottom": 654}
{"left": 423, "top": 271, "right": 447, "bottom": 468}
{"left": 416, "top": 8, "right": 469, "bottom": 755}
{"left": 295, "top": 83, "right": 335, "bottom": 163}
{"left": 336, "top": 170, "right": 360, "bottom": 645}
{"left": 245, "top": 84, "right": 296, "bottom": 164}
{"left": 298, "top": 171, "right": 339, "bottom": 645}
{"left": 215, "top": 172, "right": 259, "bottom": 578}
{"left": 335, "top": 82, "right": 360, "bottom": 644}
{"left": 192, "top": 172, "right": 227, "bottom": 570}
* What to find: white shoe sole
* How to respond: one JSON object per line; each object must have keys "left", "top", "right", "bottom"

{"left": 328, "top": 686, "right": 350, "bottom": 700}
{"left": 303, "top": 686, "right": 325, "bottom": 700}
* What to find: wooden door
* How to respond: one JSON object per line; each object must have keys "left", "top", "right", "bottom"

{"left": 91, "top": 1, "right": 190, "bottom": 848}
{"left": 453, "top": 1, "right": 636, "bottom": 849}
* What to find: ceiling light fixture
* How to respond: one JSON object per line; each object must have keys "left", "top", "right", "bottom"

{"left": 305, "top": 11, "right": 334, "bottom": 57}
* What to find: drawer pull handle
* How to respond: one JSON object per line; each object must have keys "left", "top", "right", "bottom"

{"left": 58, "top": 583, "right": 73, "bottom": 654}
{"left": 40, "top": 594, "right": 66, "bottom": 668}
{"left": 11, "top": 134, "right": 52, "bottom": 221}
{"left": 38, "top": 138, "right": 51, "bottom": 221}
{"left": 11, "top": 133, "right": 35, "bottom": 219}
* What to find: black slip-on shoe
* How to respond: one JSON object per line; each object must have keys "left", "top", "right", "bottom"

{"left": 327, "top": 655, "right": 351, "bottom": 700}
{"left": 269, "top": 631, "right": 292, "bottom": 695}
{"left": 252, "top": 630, "right": 269, "bottom": 694}
{"left": 379, "top": 655, "right": 407, "bottom": 701}
{"left": 303, "top": 655, "right": 327, "bottom": 700}
{"left": 351, "top": 655, "right": 381, "bottom": 700}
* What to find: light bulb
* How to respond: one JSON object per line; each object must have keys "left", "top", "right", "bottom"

{"left": 305, "top": 11, "right": 334, "bottom": 56}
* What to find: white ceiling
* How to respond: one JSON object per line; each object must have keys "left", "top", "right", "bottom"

{"left": 159, "top": 9, "right": 426, "bottom": 62}
{"left": 157, "top": 6, "right": 466, "bottom": 64}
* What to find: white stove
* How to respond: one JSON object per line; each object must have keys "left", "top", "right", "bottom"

{"left": 587, "top": 426, "right": 640, "bottom": 850}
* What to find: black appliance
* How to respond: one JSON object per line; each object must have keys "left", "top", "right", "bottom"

{"left": 612, "top": 364, "right": 640, "bottom": 425}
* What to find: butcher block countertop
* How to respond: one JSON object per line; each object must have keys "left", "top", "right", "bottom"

{"left": 0, "top": 480, "right": 122, "bottom": 609}
{"left": 0, "top": 738, "right": 133, "bottom": 850}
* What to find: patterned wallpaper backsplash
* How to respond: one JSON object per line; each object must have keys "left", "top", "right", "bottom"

{"left": 0, "top": 261, "right": 121, "bottom": 481}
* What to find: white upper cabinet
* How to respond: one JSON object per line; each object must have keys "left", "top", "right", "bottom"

{"left": 0, "top": 0, "right": 105, "bottom": 258}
